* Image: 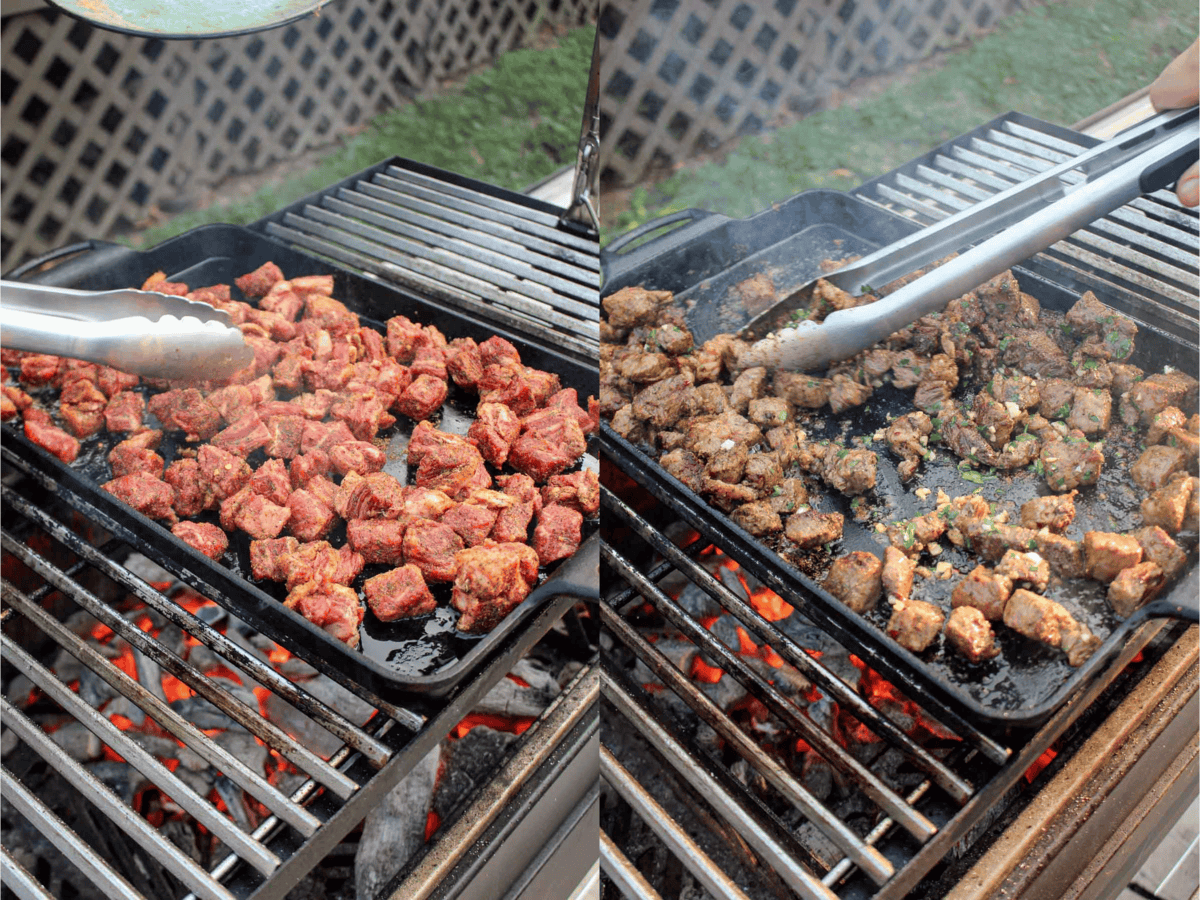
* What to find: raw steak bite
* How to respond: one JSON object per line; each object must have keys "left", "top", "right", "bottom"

{"left": 451, "top": 542, "right": 538, "bottom": 633}
{"left": 346, "top": 519, "right": 408, "bottom": 565}
{"left": 364, "top": 565, "right": 436, "bottom": 621}
{"left": 532, "top": 505, "right": 583, "bottom": 566}
{"left": 403, "top": 520, "right": 464, "bottom": 583}
{"left": 395, "top": 374, "right": 448, "bottom": 421}
{"left": 171, "top": 521, "right": 229, "bottom": 560}
{"left": 284, "top": 581, "right": 364, "bottom": 648}
{"left": 102, "top": 471, "right": 176, "bottom": 521}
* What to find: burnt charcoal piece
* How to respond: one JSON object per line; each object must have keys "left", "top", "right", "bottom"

{"left": 451, "top": 542, "right": 538, "bottom": 633}
{"left": 823, "top": 551, "right": 882, "bottom": 614}
{"left": 364, "top": 565, "right": 436, "bottom": 621}
{"left": 1083, "top": 531, "right": 1143, "bottom": 582}
{"left": 945, "top": 606, "right": 1000, "bottom": 663}
{"left": 285, "top": 581, "right": 364, "bottom": 648}
{"left": 887, "top": 599, "right": 944, "bottom": 653}
{"left": 347, "top": 519, "right": 407, "bottom": 565}
{"left": 532, "top": 505, "right": 583, "bottom": 566}
{"left": 102, "top": 471, "right": 176, "bottom": 521}
{"left": 171, "top": 521, "right": 229, "bottom": 560}
{"left": 250, "top": 537, "right": 301, "bottom": 581}
{"left": 403, "top": 520, "right": 464, "bottom": 583}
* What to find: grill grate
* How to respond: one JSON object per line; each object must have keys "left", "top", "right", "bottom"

{"left": 851, "top": 112, "right": 1200, "bottom": 343}
{"left": 256, "top": 158, "right": 601, "bottom": 363}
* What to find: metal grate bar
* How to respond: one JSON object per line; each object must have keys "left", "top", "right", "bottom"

{"left": 4, "top": 491, "right": 396, "bottom": 769}
{"left": 821, "top": 777, "right": 936, "bottom": 887}
{"left": 600, "top": 600, "right": 895, "bottom": 885}
{"left": 598, "top": 831, "right": 664, "bottom": 900}
{"left": 1, "top": 634, "right": 281, "bottom": 876}
{"left": 1, "top": 773, "right": 142, "bottom": 900}
{"left": 0, "top": 700, "right": 237, "bottom": 900}
{"left": 892, "top": 172, "right": 974, "bottom": 212}
{"left": 601, "top": 678, "right": 839, "bottom": 900}
{"left": 1, "top": 578, "right": 322, "bottom": 837}
{"left": 601, "top": 539, "right": 938, "bottom": 844}
{"left": 602, "top": 485, "right": 982, "bottom": 800}
{"left": 1, "top": 532, "right": 359, "bottom": 800}
{"left": 911, "top": 164, "right": 995, "bottom": 202}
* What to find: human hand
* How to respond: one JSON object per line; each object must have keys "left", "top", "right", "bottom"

{"left": 1148, "top": 38, "right": 1198, "bottom": 207}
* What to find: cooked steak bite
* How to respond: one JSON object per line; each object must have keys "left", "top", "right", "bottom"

{"left": 1037, "top": 379, "right": 1075, "bottom": 420}
{"left": 101, "top": 471, "right": 176, "bottom": 521}
{"left": 881, "top": 546, "right": 916, "bottom": 601}
{"left": 774, "top": 371, "right": 832, "bottom": 409}
{"left": 329, "top": 441, "right": 387, "bottom": 476}
{"left": 364, "top": 565, "right": 436, "bottom": 621}
{"left": 946, "top": 606, "right": 1001, "bottom": 663}
{"left": 108, "top": 440, "right": 164, "bottom": 479}
{"left": 702, "top": 475, "right": 759, "bottom": 510}
{"left": 1124, "top": 371, "right": 1199, "bottom": 427}
{"left": 747, "top": 397, "right": 791, "bottom": 428}
{"left": 632, "top": 373, "right": 695, "bottom": 428}
{"left": 287, "top": 489, "right": 336, "bottom": 542}
{"left": 1083, "top": 531, "right": 1142, "bottom": 582}
{"left": 1033, "top": 532, "right": 1087, "bottom": 579}
{"left": 989, "top": 372, "right": 1040, "bottom": 411}
{"left": 1141, "top": 473, "right": 1194, "bottom": 533}
{"left": 395, "top": 373, "right": 448, "bottom": 421}
{"left": 533, "top": 504, "right": 582, "bottom": 566}
{"left": 23, "top": 409, "right": 80, "bottom": 463}
{"left": 996, "top": 550, "right": 1050, "bottom": 592}
{"left": 1064, "top": 290, "right": 1113, "bottom": 334}
{"left": 1066, "top": 388, "right": 1111, "bottom": 435}
{"left": 602, "top": 286, "right": 672, "bottom": 328}
{"left": 660, "top": 448, "right": 704, "bottom": 492}
{"left": 1003, "top": 329, "right": 1071, "bottom": 379}
{"left": 452, "top": 542, "right": 536, "bottom": 633}
{"left": 171, "top": 521, "right": 228, "bottom": 560}
{"left": 248, "top": 457, "right": 293, "bottom": 506}
{"left": 1061, "top": 621, "right": 1101, "bottom": 667}
{"left": 742, "top": 453, "right": 783, "bottom": 496}
{"left": 685, "top": 410, "right": 763, "bottom": 459}
{"left": 887, "top": 599, "right": 944, "bottom": 652}
{"left": 415, "top": 442, "right": 490, "bottom": 500}
{"left": 1108, "top": 562, "right": 1166, "bottom": 617}
{"left": 888, "top": 512, "right": 947, "bottom": 557}
{"left": 1040, "top": 433, "right": 1103, "bottom": 491}
{"left": 828, "top": 374, "right": 872, "bottom": 414}
{"left": 1130, "top": 445, "right": 1186, "bottom": 491}
{"left": 822, "top": 445, "right": 877, "bottom": 496}
{"left": 785, "top": 510, "right": 843, "bottom": 549}
{"left": 1131, "top": 526, "right": 1188, "bottom": 581}
{"left": 1020, "top": 492, "right": 1077, "bottom": 533}
{"left": 951, "top": 565, "right": 1013, "bottom": 620}
{"left": 1002, "top": 588, "right": 1077, "bottom": 648}
{"left": 618, "top": 351, "right": 674, "bottom": 384}
{"left": 824, "top": 551, "right": 883, "bottom": 614}
{"left": 1146, "top": 406, "right": 1187, "bottom": 445}
{"left": 1164, "top": 425, "right": 1199, "bottom": 465}
{"left": 729, "top": 367, "right": 769, "bottom": 414}
{"left": 731, "top": 501, "right": 783, "bottom": 536}
{"left": 769, "top": 478, "right": 808, "bottom": 516}
{"left": 540, "top": 469, "right": 600, "bottom": 517}
{"left": 912, "top": 380, "right": 954, "bottom": 415}
{"left": 346, "top": 518, "right": 407, "bottom": 565}
{"left": 284, "top": 581, "right": 363, "bottom": 648}
{"left": 17, "top": 354, "right": 62, "bottom": 386}
{"left": 960, "top": 518, "right": 1038, "bottom": 562}
{"left": 972, "top": 391, "right": 1017, "bottom": 448}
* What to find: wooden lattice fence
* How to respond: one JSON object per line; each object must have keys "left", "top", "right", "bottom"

{"left": 599, "top": 0, "right": 1022, "bottom": 186}
{"left": 0, "top": 0, "right": 593, "bottom": 270}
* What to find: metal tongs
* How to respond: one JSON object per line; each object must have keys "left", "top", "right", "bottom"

{"left": 0, "top": 281, "right": 254, "bottom": 380}
{"left": 740, "top": 104, "right": 1200, "bottom": 371}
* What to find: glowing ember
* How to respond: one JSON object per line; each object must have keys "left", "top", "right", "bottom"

{"left": 451, "top": 713, "right": 535, "bottom": 740}
{"left": 690, "top": 656, "right": 724, "bottom": 684}
{"left": 425, "top": 810, "right": 441, "bottom": 841}
{"left": 1024, "top": 747, "right": 1058, "bottom": 784}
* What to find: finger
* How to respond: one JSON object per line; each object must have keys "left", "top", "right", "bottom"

{"left": 1150, "top": 38, "right": 1200, "bottom": 111}
{"left": 1177, "top": 161, "right": 1199, "bottom": 208}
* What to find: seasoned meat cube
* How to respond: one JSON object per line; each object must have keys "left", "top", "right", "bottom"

{"left": 1064, "top": 290, "right": 1113, "bottom": 334}
{"left": 1164, "top": 425, "right": 1199, "bottom": 465}
{"left": 822, "top": 445, "right": 876, "bottom": 496}
{"left": 395, "top": 373, "right": 448, "bottom": 421}
{"left": 785, "top": 510, "right": 843, "bottom": 549}
{"left": 1061, "top": 621, "right": 1101, "bottom": 667}
{"left": 235, "top": 261, "right": 284, "bottom": 297}
{"left": 491, "top": 498, "right": 534, "bottom": 542}
{"left": 415, "top": 442, "right": 490, "bottom": 500}
{"left": 769, "top": 478, "right": 808, "bottom": 516}
{"left": 1037, "top": 378, "right": 1075, "bottom": 420}
{"left": 609, "top": 405, "right": 646, "bottom": 443}
{"left": 547, "top": 388, "right": 596, "bottom": 438}
{"left": 989, "top": 372, "right": 1040, "bottom": 410}
{"left": 976, "top": 270, "right": 1021, "bottom": 318}
{"left": 747, "top": 397, "right": 791, "bottom": 429}
{"left": 23, "top": 409, "right": 80, "bottom": 463}
{"left": 221, "top": 489, "right": 291, "bottom": 540}
{"left": 973, "top": 392, "right": 1017, "bottom": 448}
{"left": 860, "top": 348, "right": 898, "bottom": 380}
{"left": 289, "top": 449, "right": 332, "bottom": 487}
{"left": 149, "top": 389, "right": 221, "bottom": 441}
{"left": 103, "top": 390, "right": 145, "bottom": 433}
{"left": 533, "top": 505, "right": 582, "bottom": 566}
{"left": 409, "top": 345, "right": 447, "bottom": 381}
{"left": 774, "top": 371, "right": 832, "bottom": 409}
{"left": 407, "top": 420, "right": 470, "bottom": 465}
{"left": 285, "top": 582, "right": 363, "bottom": 648}
{"left": 730, "top": 272, "right": 776, "bottom": 316}
{"left": 1108, "top": 562, "right": 1166, "bottom": 617}
{"left": 885, "top": 411, "right": 932, "bottom": 480}
{"left": 1020, "top": 492, "right": 1077, "bottom": 533}
{"left": 912, "top": 380, "right": 953, "bottom": 415}
{"left": 961, "top": 519, "right": 1038, "bottom": 562}
{"left": 1033, "top": 532, "right": 1087, "bottom": 579}
{"left": 1083, "top": 530, "right": 1144, "bottom": 583}
{"left": 287, "top": 489, "right": 336, "bottom": 542}
{"left": 731, "top": 501, "right": 783, "bottom": 536}
{"left": 279, "top": 541, "right": 364, "bottom": 590}
{"left": 1110, "top": 363, "right": 1144, "bottom": 397}
{"left": 1130, "top": 445, "right": 1186, "bottom": 492}
{"left": 451, "top": 542, "right": 537, "bottom": 633}
{"left": 1141, "top": 473, "right": 1195, "bottom": 533}
{"left": 887, "top": 599, "right": 944, "bottom": 653}
{"left": 1040, "top": 434, "right": 1103, "bottom": 491}
{"left": 881, "top": 546, "right": 915, "bottom": 601}
{"left": 337, "top": 472, "right": 405, "bottom": 520}
{"left": 685, "top": 410, "right": 763, "bottom": 459}
{"left": 329, "top": 441, "right": 387, "bottom": 476}
{"left": 946, "top": 606, "right": 1001, "bottom": 663}
{"left": 660, "top": 449, "right": 704, "bottom": 492}
{"left": 385, "top": 315, "right": 426, "bottom": 364}
{"left": 656, "top": 322, "right": 694, "bottom": 355}
{"left": 508, "top": 408, "right": 588, "bottom": 483}
{"left": 617, "top": 351, "right": 675, "bottom": 384}
{"left": 102, "top": 471, "right": 176, "bottom": 521}
{"left": 171, "top": 522, "right": 228, "bottom": 560}
{"left": 249, "top": 537, "right": 300, "bottom": 581}
{"left": 1124, "top": 371, "right": 1199, "bottom": 427}
{"left": 346, "top": 518, "right": 407, "bottom": 565}
{"left": 951, "top": 565, "right": 1013, "bottom": 620}
{"left": 891, "top": 353, "right": 929, "bottom": 390}
{"left": 211, "top": 414, "right": 271, "bottom": 457}
{"left": 442, "top": 502, "right": 500, "bottom": 547}
{"left": 1003, "top": 329, "right": 1071, "bottom": 378}
{"left": 729, "top": 367, "right": 769, "bottom": 414}
{"left": 108, "top": 441, "right": 164, "bottom": 479}
{"left": 888, "top": 512, "right": 948, "bottom": 557}
{"left": 1131, "top": 526, "right": 1188, "bottom": 581}
{"left": 399, "top": 486, "right": 456, "bottom": 522}
{"left": 828, "top": 374, "right": 872, "bottom": 414}
{"left": 301, "top": 420, "right": 356, "bottom": 455}
{"left": 602, "top": 286, "right": 672, "bottom": 328}
{"left": 404, "top": 519, "right": 464, "bottom": 582}
{"left": 540, "top": 469, "right": 600, "bottom": 517}
{"left": 1003, "top": 589, "right": 1076, "bottom": 648}
{"left": 995, "top": 550, "right": 1050, "bottom": 592}
{"left": 1066, "top": 388, "right": 1111, "bottom": 435}
{"left": 632, "top": 373, "right": 695, "bottom": 428}
{"left": 701, "top": 477, "right": 759, "bottom": 511}
{"left": 364, "top": 565, "right": 436, "bottom": 621}
{"left": 925, "top": 353, "right": 959, "bottom": 389}
{"left": 18, "top": 354, "right": 63, "bottom": 386}
{"left": 0, "top": 392, "right": 17, "bottom": 422}
{"left": 691, "top": 383, "right": 728, "bottom": 416}
{"left": 248, "top": 457, "right": 293, "bottom": 506}
{"left": 446, "top": 337, "right": 483, "bottom": 390}
{"left": 743, "top": 453, "right": 783, "bottom": 496}
{"left": 824, "top": 551, "right": 882, "bottom": 614}
{"left": 164, "top": 458, "right": 204, "bottom": 519}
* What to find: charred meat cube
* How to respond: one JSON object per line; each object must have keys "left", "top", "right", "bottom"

{"left": 171, "top": 521, "right": 228, "bottom": 560}
{"left": 364, "top": 565, "right": 436, "bottom": 621}
{"left": 104, "top": 391, "right": 146, "bottom": 433}
{"left": 946, "top": 606, "right": 1000, "bottom": 664}
{"left": 823, "top": 551, "right": 882, "bottom": 614}
{"left": 822, "top": 445, "right": 877, "bottom": 496}
{"left": 1040, "top": 434, "right": 1103, "bottom": 491}
{"left": 972, "top": 392, "right": 1017, "bottom": 449}
{"left": 1002, "top": 588, "right": 1077, "bottom": 648}
{"left": 887, "top": 599, "right": 944, "bottom": 653}
{"left": 1003, "top": 329, "right": 1071, "bottom": 379}
{"left": 602, "top": 286, "right": 672, "bottom": 329}
{"left": 1130, "top": 445, "right": 1186, "bottom": 492}
{"left": 346, "top": 518, "right": 407, "bottom": 565}
{"left": 1108, "top": 561, "right": 1167, "bottom": 617}
{"left": 329, "top": 441, "right": 387, "bottom": 476}
{"left": 784, "top": 510, "right": 843, "bottom": 549}
{"left": 287, "top": 489, "right": 336, "bottom": 542}
{"left": 250, "top": 537, "right": 300, "bottom": 581}
{"left": 1084, "top": 531, "right": 1143, "bottom": 582}
{"left": 1141, "top": 473, "right": 1195, "bottom": 534}
{"left": 1131, "top": 526, "right": 1189, "bottom": 581}
{"left": 415, "top": 442, "right": 491, "bottom": 500}
{"left": 395, "top": 374, "right": 448, "bottom": 421}
{"left": 995, "top": 550, "right": 1050, "bottom": 593}
{"left": 540, "top": 469, "right": 600, "bottom": 518}
{"left": 533, "top": 504, "right": 583, "bottom": 566}
{"left": 197, "top": 444, "right": 253, "bottom": 506}
{"left": 102, "top": 471, "right": 176, "bottom": 521}
{"left": 285, "top": 581, "right": 363, "bottom": 648}
{"left": 23, "top": 409, "right": 80, "bottom": 463}
{"left": 403, "top": 519, "right": 464, "bottom": 583}
{"left": 881, "top": 546, "right": 915, "bottom": 602}
{"left": 221, "top": 489, "right": 291, "bottom": 540}
{"left": 468, "top": 402, "right": 522, "bottom": 467}
{"left": 731, "top": 501, "right": 783, "bottom": 536}
{"left": 1020, "top": 492, "right": 1077, "bottom": 533}
{"left": 950, "top": 565, "right": 1013, "bottom": 621}
{"left": 632, "top": 374, "right": 695, "bottom": 429}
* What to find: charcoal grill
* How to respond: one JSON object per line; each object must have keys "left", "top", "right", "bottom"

{"left": 1, "top": 160, "right": 600, "bottom": 899}
{"left": 599, "top": 109, "right": 1199, "bottom": 898}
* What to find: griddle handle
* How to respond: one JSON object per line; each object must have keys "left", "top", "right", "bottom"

{"left": 604, "top": 209, "right": 719, "bottom": 257}
{"left": 522, "top": 533, "right": 600, "bottom": 606}
{"left": 1138, "top": 140, "right": 1199, "bottom": 194}
{"left": 2, "top": 239, "right": 140, "bottom": 286}
{"left": 1129, "top": 594, "right": 1200, "bottom": 626}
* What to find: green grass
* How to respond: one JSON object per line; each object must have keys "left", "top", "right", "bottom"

{"left": 133, "top": 25, "right": 595, "bottom": 247}
{"left": 606, "top": 0, "right": 1196, "bottom": 242}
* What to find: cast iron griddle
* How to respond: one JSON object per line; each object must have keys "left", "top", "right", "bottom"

{"left": 2, "top": 224, "right": 599, "bottom": 701}
{"left": 601, "top": 190, "right": 1198, "bottom": 734}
